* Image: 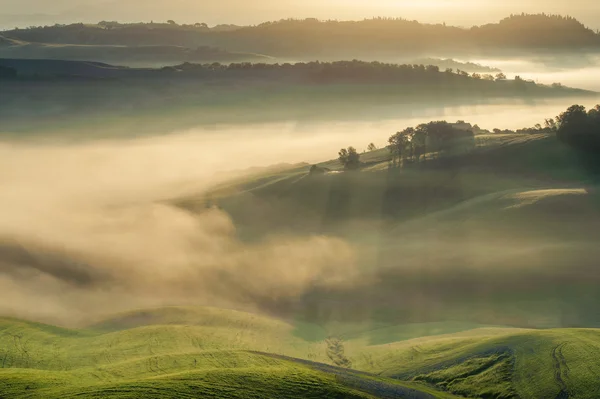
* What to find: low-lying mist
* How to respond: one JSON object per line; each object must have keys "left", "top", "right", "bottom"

{"left": 0, "top": 131, "right": 367, "bottom": 326}
{"left": 469, "top": 57, "right": 600, "bottom": 92}
{"left": 1, "top": 101, "right": 600, "bottom": 329}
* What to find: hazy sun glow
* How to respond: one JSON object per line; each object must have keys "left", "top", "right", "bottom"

{"left": 2, "top": 0, "right": 600, "bottom": 29}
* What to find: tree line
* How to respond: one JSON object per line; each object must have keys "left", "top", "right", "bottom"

{"left": 337, "top": 121, "right": 476, "bottom": 170}
{"left": 169, "top": 60, "right": 531, "bottom": 86}
{"left": 334, "top": 104, "right": 600, "bottom": 171}
{"left": 4, "top": 14, "right": 599, "bottom": 55}
{"left": 387, "top": 121, "right": 475, "bottom": 166}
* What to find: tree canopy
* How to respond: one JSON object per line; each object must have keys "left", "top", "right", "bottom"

{"left": 556, "top": 104, "right": 600, "bottom": 152}
{"left": 388, "top": 121, "right": 475, "bottom": 166}
{"left": 338, "top": 147, "right": 361, "bottom": 170}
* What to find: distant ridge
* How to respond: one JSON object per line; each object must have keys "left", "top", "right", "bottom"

{"left": 2, "top": 14, "right": 599, "bottom": 61}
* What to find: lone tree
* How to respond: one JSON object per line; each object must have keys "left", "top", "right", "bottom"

{"left": 325, "top": 337, "right": 352, "bottom": 369}
{"left": 338, "top": 146, "right": 361, "bottom": 170}
{"left": 367, "top": 143, "right": 377, "bottom": 151}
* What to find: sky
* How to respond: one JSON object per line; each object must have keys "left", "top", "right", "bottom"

{"left": 1, "top": 0, "right": 600, "bottom": 29}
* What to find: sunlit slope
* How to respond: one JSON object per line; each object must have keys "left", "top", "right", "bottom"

{"left": 0, "top": 311, "right": 459, "bottom": 399}
{"left": 0, "top": 307, "right": 489, "bottom": 371}
{"left": 0, "top": 355, "right": 381, "bottom": 399}
{"left": 0, "top": 307, "right": 325, "bottom": 368}
{"left": 352, "top": 328, "right": 600, "bottom": 399}
{"left": 178, "top": 133, "right": 600, "bottom": 237}
{"left": 2, "top": 309, "right": 600, "bottom": 398}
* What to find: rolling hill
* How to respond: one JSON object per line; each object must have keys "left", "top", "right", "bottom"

{"left": 0, "top": 308, "right": 462, "bottom": 399}
{"left": 3, "top": 14, "right": 600, "bottom": 61}
{"left": 175, "top": 131, "right": 600, "bottom": 330}
{"left": 1, "top": 307, "right": 599, "bottom": 398}
{"left": 0, "top": 59, "right": 594, "bottom": 134}
{"left": 0, "top": 35, "right": 271, "bottom": 66}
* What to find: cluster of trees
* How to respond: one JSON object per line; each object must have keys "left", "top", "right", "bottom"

{"left": 13, "top": 21, "right": 237, "bottom": 32}
{"left": 98, "top": 21, "right": 216, "bottom": 30}
{"left": 225, "top": 13, "right": 600, "bottom": 56}
{"left": 555, "top": 104, "right": 600, "bottom": 152}
{"left": 412, "top": 58, "right": 501, "bottom": 74}
{"left": 170, "top": 60, "right": 526, "bottom": 86}
{"left": 338, "top": 147, "right": 361, "bottom": 170}
{"left": 2, "top": 22, "right": 238, "bottom": 47}
{"left": 472, "top": 14, "right": 599, "bottom": 47}
{"left": 388, "top": 122, "right": 475, "bottom": 166}
{"left": 333, "top": 104, "right": 600, "bottom": 174}
{"left": 337, "top": 121, "right": 476, "bottom": 171}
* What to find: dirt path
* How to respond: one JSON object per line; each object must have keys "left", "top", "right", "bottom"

{"left": 251, "top": 351, "right": 436, "bottom": 399}
{"left": 551, "top": 343, "right": 569, "bottom": 399}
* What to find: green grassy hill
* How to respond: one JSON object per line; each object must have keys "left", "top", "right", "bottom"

{"left": 0, "top": 309, "right": 462, "bottom": 399}
{"left": 351, "top": 328, "right": 600, "bottom": 399}
{"left": 1, "top": 307, "right": 599, "bottom": 398}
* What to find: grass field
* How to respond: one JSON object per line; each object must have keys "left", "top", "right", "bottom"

{"left": 1, "top": 307, "right": 599, "bottom": 398}
{"left": 0, "top": 308, "right": 466, "bottom": 399}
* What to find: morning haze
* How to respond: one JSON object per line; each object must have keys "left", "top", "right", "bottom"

{"left": 2, "top": 0, "right": 600, "bottom": 27}
{"left": 1, "top": 2, "right": 600, "bottom": 399}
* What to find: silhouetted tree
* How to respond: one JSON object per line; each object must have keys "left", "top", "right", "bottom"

{"left": 325, "top": 337, "right": 352, "bottom": 368}
{"left": 338, "top": 147, "right": 361, "bottom": 170}
{"left": 367, "top": 143, "right": 377, "bottom": 151}
{"left": 544, "top": 118, "right": 557, "bottom": 131}
{"left": 412, "top": 126, "right": 428, "bottom": 162}
{"left": 388, "top": 128, "right": 413, "bottom": 166}
{"left": 556, "top": 104, "right": 600, "bottom": 151}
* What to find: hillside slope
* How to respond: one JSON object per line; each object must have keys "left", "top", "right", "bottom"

{"left": 181, "top": 133, "right": 599, "bottom": 236}
{"left": 1, "top": 61, "right": 592, "bottom": 133}
{"left": 1, "top": 308, "right": 599, "bottom": 398}
{"left": 352, "top": 328, "right": 600, "bottom": 399}
{"left": 4, "top": 15, "right": 600, "bottom": 60}
{"left": 0, "top": 310, "right": 458, "bottom": 399}
{"left": 0, "top": 41, "right": 271, "bottom": 66}
{"left": 176, "top": 133, "right": 600, "bottom": 329}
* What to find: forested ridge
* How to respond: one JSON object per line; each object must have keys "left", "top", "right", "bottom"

{"left": 3, "top": 14, "right": 599, "bottom": 57}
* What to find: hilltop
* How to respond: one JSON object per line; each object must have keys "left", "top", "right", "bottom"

{"left": 3, "top": 14, "right": 599, "bottom": 62}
